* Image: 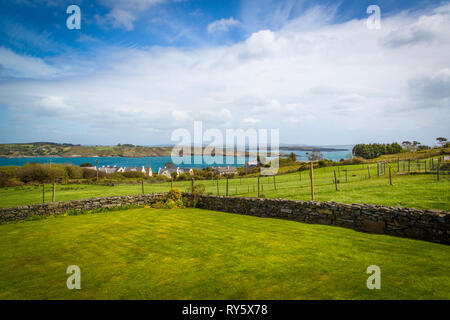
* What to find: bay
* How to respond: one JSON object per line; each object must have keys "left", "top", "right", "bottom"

{"left": 0, "top": 146, "right": 353, "bottom": 170}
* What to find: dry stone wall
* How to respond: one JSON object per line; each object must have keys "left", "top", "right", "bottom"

{"left": 0, "top": 194, "right": 164, "bottom": 222}
{"left": 185, "top": 194, "right": 449, "bottom": 244}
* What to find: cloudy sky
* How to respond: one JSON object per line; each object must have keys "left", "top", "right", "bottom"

{"left": 0, "top": 0, "right": 449, "bottom": 146}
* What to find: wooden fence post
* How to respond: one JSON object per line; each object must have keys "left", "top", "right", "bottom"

{"left": 257, "top": 176, "right": 260, "bottom": 198}
{"left": 42, "top": 184, "right": 45, "bottom": 203}
{"left": 334, "top": 170, "right": 338, "bottom": 191}
{"left": 397, "top": 158, "right": 400, "bottom": 172}
{"left": 310, "top": 161, "right": 315, "bottom": 201}
{"left": 389, "top": 167, "right": 393, "bottom": 186}
{"left": 142, "top": 179, "right": 145, "bottom": 194}
{"left": 408, "top": 159, "right": 411, "bottom": 172}
{"left": 273, "top": 175, "right": 277, "bottom": 190}
{"left": 377, "top": 163, "right": 380, "bottom": 177}
{"left": 437, "top": 159, "right": 440, "bottom": 181}
{"left": 191, "top": 178, "right": 194, "bottom": 194}
{"left": 226, "top": 177, "right": 229, "bottom": 196}
{"left": 52, "top": 183, "right": 55, "bottom": 202}
{"left": 96, "top": 159, "right": 99, "bottom": 183}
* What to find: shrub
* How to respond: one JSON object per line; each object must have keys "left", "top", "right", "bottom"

{"left": 0, "top": 167, "right": 18, "bottom": 187}
{"left": 82, "top": 168, "right": 106, "bottom": 179}
{"left": 440, "top": 162, "right": 450, "bottom": 171}
{"left": 177, "top": 173, "right": 193, "bottom": 181}
{"left": 1, "top": 178, "right": 24, "bottom": 187}
{"left": 17, "top": 163, "right": 67, "bottom": 183}
{"left": 79, "top": 163, "right": 94, "bottom": 167}
{"left": 318, "top": 159, "right": 333, "bottom": 167}
{"left": 122, "top": 171, "right": 145, "bottom": 178}
{"left": 167, "top": 188, "right": 182, "bottom": 201}
{"left": 64, "top": 165, "right": 84, "bottom": 179}
{"left": 339, "top": 157, "right": 366, "bottom": 165}
{"left": 151, "top": 195, "right": 184, "bottom": 209}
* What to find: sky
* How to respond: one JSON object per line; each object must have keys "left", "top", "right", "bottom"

{"left": 0, "top": 0, "right": 449, "bottom": 146}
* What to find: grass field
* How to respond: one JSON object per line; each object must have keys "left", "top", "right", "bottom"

{"left": 0, "top": 207, "right": 448, "bottom": 299}
{"left": 1, "top": 162, "right": 449, "bottom": 210}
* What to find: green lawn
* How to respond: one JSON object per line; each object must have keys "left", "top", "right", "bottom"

{"left": 1, "top": 163, "right": 449, "bottom": 210}
{"left": 0, "top": 207, "right": 448, "bottom": 300}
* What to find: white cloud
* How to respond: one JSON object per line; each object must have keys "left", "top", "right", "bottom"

{"left": 207, "top": 17, "right": 240, "bottom": 33}
{"left": 243, "top": 117, "right": 261, "bottom": 124}
{"left": 0, "top": 46, "right": 59, "bottom": 78}
{"left": 1, "top": 4, "right": 450, "bottom": 145}
{"left": 97, "top": 0, "right": 167, "bottom": 30}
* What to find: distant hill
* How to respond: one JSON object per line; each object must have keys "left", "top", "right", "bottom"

{"left": 0, "top": 143, "right": 174, "bottom": 158}
{"left": 279, "top": 146, "right": 349, "bottom": 152}
{"left": 0, "top": 143, "right": 248, "bottom": 158}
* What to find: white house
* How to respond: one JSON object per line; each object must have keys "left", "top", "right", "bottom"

{"left": 121, "top": 166, "right": 152, "bottom": 176}
{"left": 98, "top": 166, "right": 121, "bottom": 174}
{"left": 158, "top": 167, "right": 193, "bottom": 178}
{"left": 93, "top": 165, "right": 152, "bottom": 176}
{"left": 213, "top": 166, "right": 238, "bottom": 176}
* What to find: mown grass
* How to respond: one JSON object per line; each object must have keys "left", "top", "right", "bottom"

{"left": 0, "top": 207, "right": 448, "bottom": 300}
{"left": 1, "top": 161, "right": 448, "bottom": 210}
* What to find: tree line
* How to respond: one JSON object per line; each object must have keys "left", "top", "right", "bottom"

{"left": 352, "top": 143, "right": 403, "bottom": 159}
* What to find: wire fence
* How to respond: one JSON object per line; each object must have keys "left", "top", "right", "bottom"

{"left": 8, "top": 156, "right": 449, "bottom": 205}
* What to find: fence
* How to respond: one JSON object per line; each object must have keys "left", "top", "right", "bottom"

{"left": 9, "top": 156, "right": 450, "bottom": 205}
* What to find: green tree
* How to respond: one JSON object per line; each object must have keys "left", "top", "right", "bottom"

{"left": 436, "top": 137, "right": 447, "bottom": 147}
{"left": 288, "top": 152, "right": 297, "bottom": 161}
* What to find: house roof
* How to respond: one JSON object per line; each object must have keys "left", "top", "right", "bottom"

{"left": 159, "top": 167, "right": 177, "bottom": 174}
{"left": 99, "top": 167, "right": 120, "bottom": 174}
{"left": 123, "top": 167, "right": 143, "bottom": 172}
{"left": 158, "top": 167, "right": 193, "bottom": 175}
{"left": 214, "top": 166, "right": 238, "bottom": 173}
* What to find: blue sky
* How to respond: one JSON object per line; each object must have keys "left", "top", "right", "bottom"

{"left": 0, "top": 0, "right": 449, "bottom": 145}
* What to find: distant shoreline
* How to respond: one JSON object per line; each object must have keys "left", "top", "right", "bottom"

{"left": 279, "top": 147, "right": 349, "bottom": 152}
{"left": 0, "top": 142, "right": 351, "bottom": 158}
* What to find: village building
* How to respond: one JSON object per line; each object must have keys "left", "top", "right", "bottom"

{"left": 213, "top": 166, "right": 238, "bottom": 176}
{"left": 158, "top": 167, "right": 194, "bottom": 178}
{"left": 121, "top": 166, "right": 153, "bottom": 176}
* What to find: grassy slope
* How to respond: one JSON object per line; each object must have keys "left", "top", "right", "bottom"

{"left": 0, "top": 208, "right": 448, "bottom": 300}
{"left": 1, "top": 162, "right": 449, "bottom": 210}
{"left": 371, "top": 147, "right": 450, "bottom": 162}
